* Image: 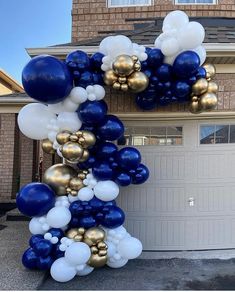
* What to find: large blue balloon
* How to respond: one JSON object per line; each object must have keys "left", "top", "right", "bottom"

{"left": 65, "top": 50, "right": 90, "bottom": 72}
{"left": 22, "top": 248, "right": 38, "bottom": 269}
{"left": 132, "top": 164, "right": 150, "bottom": 184}
{"left": 33, "top": 239, "right": 52, "bottom": 257}
{"left": 173, "top": 51, "right": 200, "bottom": 78}
{"left": 16, "top": 183, "right": 55, "bottom": 217}
{"left": 93, "top": 161, "right": 114, "bottom": 180}
{"left": 116, "top": 147, "right": 141, "bottom": 171}
{"left": 22, "top": 55, "right": 73, "bottom": 104}
{"left": 77, "top": 100, "right": 108, "bottom": 125}
{"left": 76, "top": 71, "right": 94, "bottom": 88}
{"left": 97, "top": 115, "right": 124, "bottom": 141}
{"left": 97, "top": 142, "right": 118, "bottom": 161}
{"left": 173, "top": 81, "right": 191, "bottom": 98}
{"left": 101, "top": 206, "right": 125, "bottom": 229}
{"left": 147, "top": 48, "right": 164, "bottom": 68}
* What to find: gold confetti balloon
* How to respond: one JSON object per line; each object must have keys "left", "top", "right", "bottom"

{"left": 192, "top": 78, "right": 208, "bottom": 96}
{"left": 43, "top": 164, "right": 77, "bottom": 196}
{"left": 104, "top": 70, "right": 118, "bottom": 86}
{"left": 112, "top": 55, "right": 135, "bottom": 77}
{"left": 199, "top": 92, "right": 218, "bottom": 111}
{"left": 61, "top": 142, "right": 84, "bottom": 162}
{"left": 41, "top": 139, "right": 55, "bottom": 154}
{"left": 83, "top": 227, "right": 105, "bottom": 247}
{"left": 127, "top": 71, "right": 149, "bottom": 93}
{"left": 56, "top": 131, "right": 72, "bottom": 145}
{"left": 203, "top": 64, "right": 216, "bottom": 80}
{"left": 207, "top": 81, "right": 218, "bottom": 94}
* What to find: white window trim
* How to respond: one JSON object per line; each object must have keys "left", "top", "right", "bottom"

{"left": 174, "top": 0, "right": 217, "bottom": 5}
{"left": 107, "top": 0, "right": 153, "bottom": 8}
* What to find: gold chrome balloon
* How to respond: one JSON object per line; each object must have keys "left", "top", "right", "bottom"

{"left": 56, "top": 131, "right": 72, "bottom": 145}
{"left": 78, "top": 131, "right": 96, "bottom": 148}
{"left": 79, "top": 149, "right": 90, "bottom": 162}
{"left": 199, "top": 92, "right": 218, "bottom": 111}
{"left": 189, "top": 101, "right": 202, "bottom": 114}
{"left": 120, "top": 84, "right": 129, "bottom": 92}
{"left": 61, "top": 142, "right": 84, "bottom": 162}
{"left": 43, "top": 164, "right": 77, "bottom": 196}
{"left": 191, "top": 96, "right": 199, "bottom": 102}
{"left": 104, "top": 70, "right": 118, "bottom": 86}
{"left": 127, "top": 71, "right": 149, "bottom": 93}
{"left": 192, "top": 78, "right": 208, "bottom": 96}
{"left": 207, "top": 81, "right": 218, "bottom": 93}
{"left": 83, "top": 227, "right": 105, "bottom": 247}
{"left": 113, "top": 82, "right": 121, "bottom": 90}
{"left": 134, "top": 63, "right": 141, "bottom": 72}
{"left": 88, "top": 253, "right": 107, "bottom": 268}
{"left": 131, "top": 55, "right": 138, "bottom": 63}
{"left": 112, "top": 55, "right": 135, "bottom": 77}
{"left": 118, "top": 76, "right": 127, "bottom": 84}
{"left": 203, "top": 64, "right": 216, "bottom": 80}
{"left": 67, "top": 228, "right": 85, "bottom": 242}
{"left": 41, "top": 139, "right": 55, "bottom": 154}
{"left": 69, "top": 177, "right": 84, "bottom": 191}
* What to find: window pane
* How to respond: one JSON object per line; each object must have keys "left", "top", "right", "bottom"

{"left": 176, "top": 0, "right": 214, "bottom": 3}
{"left": 230, "top": 125, "right": 235, "bottom": 143}
{"left": 109, "top": 0, "right": 151, "bottom": 6}
{"left": 166, "top": 127, "right": 183, "bottom": 145}
{"left": 215, "top": 125, "right": 229, "bottom": 144}
{"left": 150, "top": 127, "right": 167, "bottom": 145}
{"left": 200, "top": 125, "right": 215, "bottom": 144}
{"left": 177, "top": 0, "right": 195, "bottom": 3}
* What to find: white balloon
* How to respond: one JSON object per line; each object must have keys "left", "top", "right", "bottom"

{"left": 62, "top": 98, "right": 79, "bottom": 112}
{"left": 163, "top": 10, "right": 189, "bottom": 32}
{"left": 107, "top": 258, "right": 128, "bottom": 268}
{"left": 178, "top": 22, "right": 205, "bottom": 50}
{"left": 57, "top": 112, "right": 82, "bottom": 132}
{"left": 46, "top": 206, "right": 71, "bottom": 228}
{"left": 117, "top": 237, "right": 143, "bottom": 260}
{"left": 161, "top": 37, "right": 180, "bottom": 57}
{"left": 50, "top": 258, "right": 76, "bottom": 282}
{"left": 18, "top": 103, "right": 56, "bottom": 140}
{"left": 65, "top": 242, "right": 91, "bottom": 266}
{"left": 93, "top": 85, "right": 105, "bottom": 100}
{"left": 99, "top": 36, "right": 115, "bottom": 55}
{"left": 29, "top": 217, "right": 46, "bottom": 235}
{"left": 76, "top": 265, "right": 94, "bottom": 276}
{"left": 105, "top": 241, "right": 116, "bottom": 258}
{"left": 69, "top": 87, "right": 88, "bottom": 104}
{"left": 164, "top": 54, "right": 178, "bottom": 65}
{"left": 193, "top": 46, "right": 206, "bottom": 65}
{"left": 48, "top": 131, "right": 57, "bottom": 142}
{"left": 94, "top": 180, "right": 119, "bottom": 201}
{"left": 77, "top": 187, "right": 94, "bottom": 201}
{"left": 47, "top": 102, "right": 65, "bottom": 114}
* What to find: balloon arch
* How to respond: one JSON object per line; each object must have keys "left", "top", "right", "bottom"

{"left": 16, "top": 11, "right": 217, "bottom": 282}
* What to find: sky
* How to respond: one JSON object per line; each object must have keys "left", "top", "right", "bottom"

{"left": 0, "top": 0, "right": 72, "bottom": 84}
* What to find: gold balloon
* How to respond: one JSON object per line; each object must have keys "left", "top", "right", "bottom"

{"left": 189, "top": 101, "right": 202, "bottom": 114}
{"left": 113, "top": 82, "right": 121, "bottom": 90}
{"left": 203, "top": 64, "right": 216, "bottom": 80}
{"left": 118, "top": 76, "right": 127, "bottom": 84}
{"left": 112, "top": 55, "right": 135, "bottom": 77}
{"left": 56, "top": 131, "right": 71, "bottom": 145}
{"left": 69, "top": 177, "right": 84, "bottom": 191}
{"left": 104, "top": 70, "right": 118, "bottom": 86}
{"left": 134, "top": 63, "right": 141, "bottom": 72}
{"left": 131, "top": 55, "right": 138, "bottom": 63}
{"left": 192, "top": 78, "right": 208, "bottom": 95}
{"left": 120, "top": 84, "right": 129, "bottom": 92}
{"left": 127, "top": 71, "right": 149, "bottom": 93}
{"left": 41, "top": 139, "right": 55, "bottom": 154}
{"left": 199, "top": 92, "right": 218, "bottom": 111}
{"left": 191, "top": 96, "right": 199, "bottom": 102}
{"left": 70, "top": 134, "right": 78, "bottom": 142}
{"left": 207, "top": 81, "right": 218, "bottom": 93}
{"left": 88, "top": 253, "right": 107, "bottom": 268}
{"left": 67, "top": 227, "right": 85, "bottom": 241}
{"left": 61, "top": 142, "right": 84, "bottom": 162}
{"left": 83, "top": 227, "right": 105, "bottom": 247}
{"left": 79, "top": 149, "right": 89, "bottom": 162}
{"left": 43, "top": 164, "right": 77, "bottom": 196}
{"left": 78, "top": 131, "right": 96, "bottom": 148}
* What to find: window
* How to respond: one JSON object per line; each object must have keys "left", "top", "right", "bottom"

{"left": 117, "top": 126, "right": 183, "bottom": 146}
{"left": 200, "top": 124, "right": 235, "bottom": 144}
{"left": 107, "top": 0, "right": 152, "bottom": 8}
{"left": 175, "top": 0, "right": 216, "bottom": 4}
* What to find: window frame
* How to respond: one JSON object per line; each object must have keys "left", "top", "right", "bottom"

{"left": 174, "top": 0, "right": 217, "bottom": 5}
{"left": 107, "top": 0, "right": 153, "bottom": 8}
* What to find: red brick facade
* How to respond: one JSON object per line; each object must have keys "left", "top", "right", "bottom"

{"left": 72, "top": 0, "right": 235, "bottom": 41}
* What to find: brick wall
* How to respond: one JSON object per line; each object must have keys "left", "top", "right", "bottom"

{"left": 72, "top": 0, "right": 235, "bottom": 41}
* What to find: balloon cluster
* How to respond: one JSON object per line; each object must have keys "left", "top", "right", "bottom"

{"left": 190, "top": 64, "right": 218, "bottom": 113}
{"left": 104, "top": 55, "right": 149, "bottom": 93}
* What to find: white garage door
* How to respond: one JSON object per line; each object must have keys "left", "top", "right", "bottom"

{"left": 116, "top": 119, "right": 235, "bottom": 251}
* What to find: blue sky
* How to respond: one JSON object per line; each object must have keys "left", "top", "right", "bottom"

{"left": 0, "top": 0, "right": 72, "bottom": 83}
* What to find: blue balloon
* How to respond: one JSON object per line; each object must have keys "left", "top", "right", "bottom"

{"left": 78, "top": 155, "right": 96, "bottom": 170}
{"left": 69, "top": 216, "right": 81, "bottom": 228}
{"left": 142, "top": 69, "right": 152, "bottom": 78}
{"left": 90, "top": 52, "right": 104, "bottom": 71}
{"left": 69, "top": 201, "right": 92, "bottom": 217}
{"left": 196, "top": 67, "right": 207, "bottom": 79}
{"left": 79, "top": 216, "right": 97, "bottom": 228}
{"left": 92, "top": 72, "right": 104, "bottom": 85}
{"left": 115, "top": 172, "right": 132, "bottom": 186}
{"left": 93, "top": 161, "right": 114, "bottom": 180}
{"left": 47, "top": 228, "right": 64, "bottom": 240}
{"left": 76, "top": 71, "right": 94, "bottom": 88}
{"left": 187, "top": 76, "right": 197, "bottom": 86}
{"left": 135, "top": 94, "right": 157, "bottom": 110}
{"left": 147, "top": 48, "right": 164, "bottom": 68}
{"left": 52, "top": 243, "right": 65, "bottom": 259}
{"left": 97, "top": 142, "right": 118, "bottom": 160}
{"left": 132, "top": 164, "right": 149, "bottom": 184}
{"left": 101, "top": 206, "right": 125, "bottom": 229}
{"left": 65, "top": 50, "right": 90, "bottom": 72}
{"left": 173, "top": 51, "right": 200, "bottom": 78}
{"left": 36, "top": 255, "right": 53, "bottom": 270}
{"left": 77, "top": 100, "right": 108, "bottom": 125}
{"left": 97, "top": 115, "right": 124, "bottom": 141}
{"left": 22, "top": 55, "right": 73, "bottom": 104}
{"left": 89, "top": 197, "right": 104, "bottom": 212}
{"left": 104, "top": 200, "right": 117, "bottom": 207}
{"left": 173, "top": 81, "right": 191, "bottom": 98}
{"left": 140, "top": 61, "right": 148, "bottom": 70}
{"left": 116, "top": 147, "right": 141, "bottom": 171}
{"left": 29, "top": 235, "right": 44, "bottom": 248}
{"left": 16, "top": 183, "right": 55, "bottom": 217}
{"left": 156, "top": 64, "right": 173, "bottom": 82}
{"left": 33, "top": 239, "right": 53, "bottom": 257}
{"left": 22, "top": 248, "right": 38, "bottom": 269}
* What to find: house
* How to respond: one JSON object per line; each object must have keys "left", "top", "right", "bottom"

{"left": 1, "top": 0, "right": 235, "bottom": 252}
{"left": 0, "top": 69, "right": 23, "bottom": 95}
